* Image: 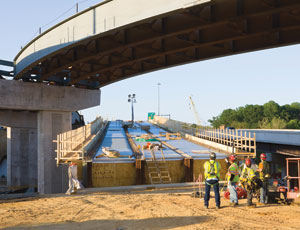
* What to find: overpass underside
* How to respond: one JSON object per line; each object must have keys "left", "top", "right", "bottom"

{"left": 15, "top": 0, "right": 300, "bottom": 88}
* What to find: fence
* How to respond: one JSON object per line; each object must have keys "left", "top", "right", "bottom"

{"left": 151, "top": 116, "right": 256, "bottom": 156}
{"left": 55, "top": 116, "right": 107, "bottom": 165}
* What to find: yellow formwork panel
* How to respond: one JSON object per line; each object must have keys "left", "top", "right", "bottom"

{"left": 91, "top": 159, "right": 228, "bottom": 187}
{"left": 193, "top": 159, "right": 228, "bottom": 181}
{"left": 144, "top": 160, "right": 185, "bottom": 184}
{"left": 92, "top": 163, "right": 136, "bottom": 187}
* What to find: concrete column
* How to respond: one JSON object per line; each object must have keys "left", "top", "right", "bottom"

{"left": 37, "top": 111, "right": 71, "bottom": 194}
{"left": 7, "top": 127, "right": 37, "bottom": 188}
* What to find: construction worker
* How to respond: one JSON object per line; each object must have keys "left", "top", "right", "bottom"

{"left": 204, "top": 152, "right": 221, "bottom": 209}
{"left": 227, "top": 154, "right": 240, "bottom": 206}
{"left": 257, "top": 153, "right": 270, "bottom": 204}
{"left": 240, "top": 158, "right": 256, "bottom": 207}
{"left": 66, "top": 161, "right": 84, "bottom": 195}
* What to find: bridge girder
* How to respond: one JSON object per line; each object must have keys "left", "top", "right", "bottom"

{"left": 15, "top": 0, "right": 300, "bottom": 88}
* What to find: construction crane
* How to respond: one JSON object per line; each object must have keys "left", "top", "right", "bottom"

{"left": 189, "top": 96, "right": 201, "bottom": 126}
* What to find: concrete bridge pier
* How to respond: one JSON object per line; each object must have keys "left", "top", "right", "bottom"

{"left": 0, "top": 111, "right": 37, "bottom": 189}
{"left": 37, "top": 111, "right": 71, "bottom": 194}
{"left": 0, "top": 80, "right": 100, "bottom": 194}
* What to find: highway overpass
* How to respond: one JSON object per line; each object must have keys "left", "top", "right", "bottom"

{"left": 13, "top": 0, "right": 300, "bottom": 88}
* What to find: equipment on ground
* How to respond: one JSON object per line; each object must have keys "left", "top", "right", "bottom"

{"left": 224, "top": 186, "right": 247, "bottom": 200}
{"left": 286, "top": 158, "right": 300, "bottom": 200}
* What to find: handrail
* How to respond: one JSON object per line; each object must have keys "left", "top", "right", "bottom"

{"left": 151, "top": 116, "right": 256, "bottom": 156}
{"left": 55, "top": 116, "right": 107, "bottom": 165}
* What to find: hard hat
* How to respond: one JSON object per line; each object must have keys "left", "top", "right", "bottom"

{"left": 229, "top": 155, "right": 236, "bottom": 162}
{"left": 245, "top": 158, "right": 251, "bottom": 167}
{"left": 260, "top": 153, "right": 267, "bottom": 161}
{"left": 209, "top": 152, "right": 216, "bottom": 160}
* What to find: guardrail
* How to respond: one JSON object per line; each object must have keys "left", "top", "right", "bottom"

{"left": 54, "top": 116, "right": 107, "bottom": 165}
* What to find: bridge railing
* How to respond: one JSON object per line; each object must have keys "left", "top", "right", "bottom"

{"left": 54, "top": 116, "right": 107, "bottom": 165}
{"left": 151, "top": 116, "right": 256, "bottom": 156}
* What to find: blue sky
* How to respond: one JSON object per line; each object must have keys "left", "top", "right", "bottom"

{"left": 1, "top": 0, "right": 300, "bottom": 124}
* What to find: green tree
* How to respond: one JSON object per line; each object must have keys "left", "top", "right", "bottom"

{"left": 209, "top": 101, "right": 300, "bottom": 129}
{"left": 286, "top": 119, "right": 299, "bottom": 129}
{"left": 270, "top": 117, "right": 286, "bottom": 129}
{"left": 263, "top": 101, "right": 280, "bottom": 121}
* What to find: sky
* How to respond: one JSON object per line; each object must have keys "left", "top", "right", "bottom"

{"left": 1, "top": 0, "right": 300, "bottom": 125}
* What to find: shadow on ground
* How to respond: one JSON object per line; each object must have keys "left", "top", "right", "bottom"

{"left": 4, "top": 216, "right": 211, "bottom": 230}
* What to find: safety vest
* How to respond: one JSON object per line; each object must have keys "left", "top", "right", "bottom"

{"left": 241, "top": 167, "right": 255, "bottom": 181}
{"left": 227, "top": 162, "right": 239, "bottom": 183}
{"left": 258, "top": 160, "right": 270, "bottom": 181}
{"left": 204, "top": 160, "right": 221, "bottom": 180}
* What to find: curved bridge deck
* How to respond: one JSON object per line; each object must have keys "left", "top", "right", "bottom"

{"left": 14, "top": 0, "right": 300, "bottom": 88}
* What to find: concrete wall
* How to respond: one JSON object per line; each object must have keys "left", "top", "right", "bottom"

{"left": 15, "top": 0, "right": 210, "bottom": 74}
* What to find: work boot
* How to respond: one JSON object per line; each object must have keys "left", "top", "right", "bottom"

{"left": 204, "top": 205, "right": 208, "bottom": 209}
{"left": 247, "top": 204, "right": 256, "bottom": 208}
{"left": 256, "top": 202, "right": 265, "bottom": 206}
{"left": 229, "top": 202, "right": 238, "bottom": 207}
{"left": 216, "top": 206, "right": 220, "bottom": 210}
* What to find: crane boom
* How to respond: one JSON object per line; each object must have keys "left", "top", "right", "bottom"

{"left": 189, "top": 96, "right": 201, "bottom": 126}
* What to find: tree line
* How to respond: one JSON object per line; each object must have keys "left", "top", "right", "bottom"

{"left": 209, "top": 101, "right": 300, "bottom": 129}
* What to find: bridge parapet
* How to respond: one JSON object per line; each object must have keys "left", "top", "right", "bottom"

{"left": 240, "top": 129, "right": 300, "bottom": 147}
{"left": 15, "top": 0, "right": 210, "bottom": 79}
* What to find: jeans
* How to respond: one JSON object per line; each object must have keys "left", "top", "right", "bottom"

{"left": 247, "top": 189, "right": 253, "bottom": 206}
{"left": 228, "top": 182, "right": 238, "bottom": 204}
{"left": 204, "top": 180, "right": 220, "bottom": 207}
{"left": 260, "top": 181, "right": 268, "bottom": 204}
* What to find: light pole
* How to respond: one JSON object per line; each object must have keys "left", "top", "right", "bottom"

{"left": 128, "top": 94, "right": 136, "bottom": 125}
{"left": 157, "top": 83, "right": 161, "bottom": 116}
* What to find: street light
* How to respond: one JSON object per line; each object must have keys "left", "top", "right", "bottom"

{"left": 128, "top": 94, "right": 136, "bottom": 125}
{"left": 157, "top": 83, "right": 161, "bottom": 116}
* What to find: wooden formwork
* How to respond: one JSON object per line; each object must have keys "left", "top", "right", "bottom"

{"left": 166, "top": 132, "right": 181, "bottom": 140}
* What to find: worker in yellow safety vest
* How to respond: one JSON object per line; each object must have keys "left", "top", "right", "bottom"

{"left": 227, "top": 154, "right": 240, "bottom": 206}
{"left": 240, "top": 158, "right": 256, "bottom": 207}
{"left": 204, "top": 152, "right": 221, "bottom": 209}
{"left": 257, "top": 153, "right": 270, "bottom": 205}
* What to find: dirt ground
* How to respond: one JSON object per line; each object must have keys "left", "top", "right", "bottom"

{"left": 1, "top": 188, "right": 300, "bottom": 230}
